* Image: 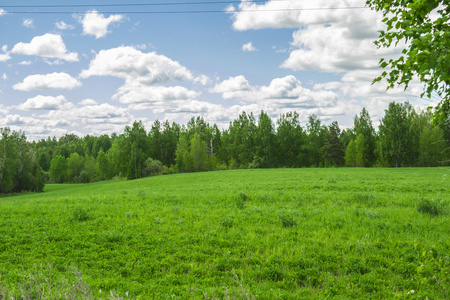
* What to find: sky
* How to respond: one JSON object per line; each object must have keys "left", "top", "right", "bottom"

{"left": 0, "top": 0, "right": 437, "bottom": 140}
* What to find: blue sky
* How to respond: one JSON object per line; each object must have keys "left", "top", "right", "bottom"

{"left": 0, "top": 0, "right": 434, "bottom": 140}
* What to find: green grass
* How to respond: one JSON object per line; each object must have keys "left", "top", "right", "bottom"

{"left": 0, "top": 168, "right": 449, "bottom": 299}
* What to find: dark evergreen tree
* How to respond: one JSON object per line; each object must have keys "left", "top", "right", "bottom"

{"left": 323, "top": 121, "right": 345, "bottom": 166}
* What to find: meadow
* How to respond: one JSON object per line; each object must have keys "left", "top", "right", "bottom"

{"left": 0, "top": 168, "right": 449, "bottom": 299}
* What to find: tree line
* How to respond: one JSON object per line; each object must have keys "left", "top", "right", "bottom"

{"left": 1, "top": 101, "right": 449, "bottom": 192}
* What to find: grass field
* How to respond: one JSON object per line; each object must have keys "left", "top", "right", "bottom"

{"left": 1, "top": 168, "right": 450, "bottom": 299}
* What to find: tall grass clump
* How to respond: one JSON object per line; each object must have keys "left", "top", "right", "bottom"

{"left": 416, "top": 198, "right": 448, "bottom": 217}
{"left": 71, "top": 207, "right": 90, "bottom": 222}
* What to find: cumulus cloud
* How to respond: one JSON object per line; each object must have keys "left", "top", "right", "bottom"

{"left": 4, "top": 101, "right": 135, "bottom": 140}
{"left": 242, "top": 42, "right": 257, "bottom": 52}
{"left": 0, "top": 104, "right": 9, "bottom": 115}
{"left": 0, "top": 45, "right": 10, "bottom": 62}
{"left": 2, "top": 114, "right": 39, "bottom": 126}
{"left": 2, "top": 73, "right": 7, "bottom": 80}
{"left": 79, "top": 10, "right": 123, "bottom": 38}
{"left": 113, "top": 83, "right": 200, "bottom": 104}
{"left": 80, "top": 46, "right": 202, "bottom": 104}
{"left": 17, "top": 95, "right": 73, "bottom": 110}
{"left": 55, "top": 21, "right": 75, "bottom": 30}
{"left": 43, "top": 103, "right": 133, "bottom": 130}
{"left": 80, "top": 46, "right": 193, "bottom": 84}
{"left": 212, "top": 75, "right": 338, "bottom": 110}
{"left": 19, "top": 60, "right": 32, "bottom": 66}
{"left": 23, "top": 19, "right": 34, "bottom": 28}
{"left": 194, "top": 74, "right": 210, "bottom": 86}
{"left": 230, "top": 0, "right": 400, "bottom": 73}
{"left": 0, "top": 54, "right": 10, "bottom": 62}
{"left": 211, "top": 75, "right": 252, "bottom": 98}
{"left": 13, "top": 72, "right": 81, "bottom": 91}
{"left": 78, "top": 99, "right": 98, "bottom": 106}
{"left": 11, "top": 33, "right": 79, "bottom": 62}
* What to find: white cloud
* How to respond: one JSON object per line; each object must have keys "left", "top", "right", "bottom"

{"left": 23, "top": 19, "right": 34, "bottom": 28}
{"left": 19, "top": 60, "right": 32, "bottom": 66}
{"left": 0, "top": 104, "right": 9, "bottom": 115}
{"left": 55, "top": 21, "right": 75, "bottom": 30}
{"left": 212, "top": 75, "right": 339, "bottom": 110}
{"left": 17, "top": 95, "right": 72, "bottom": 110}
{"left": 13, "top": 72, "right": 81, "bottom": 91}
{"left": 2, "top": 73, "right": 7, "bottom": 80}
{"left": 78, "top": 98, "right": 98, "bottom": 106}
{"left": 194, "top": 74, "right": 210, "bottom": 86}
{"left": 43, "top": 103, "right": 133, "bottom": 130}
{"left": 211, "top": 75, "right": 252, "bottom": 98}
{"left": 2, "top": 114, "right": 39, "bottom": 126}
{"left": 0, "top": 45, "right": 10, "bottom": 62}
{"left": 230, "top": 0, "right": 400, "bottom": 74}
{"left": 80, "top": 46, "right": 193, "bottom": 84}
{"left": 80, "top": 10, "right": 123, "bottom": 39}
{"left": 0, "top": 9, "right": 6, "bottom": 16}
{"left": 242, "top": 42, "right": 257, "bottom": 52}
{"left": 80, "top": 46, "right": 203, "bottom": 116}
{"left": 231, "top": 0, "right": 370, "bottom": 31}
{"left": 113, "top": 83, "right": 200, "bottom": 105}
{"left": 0, "top": 53, "right": 10, "bottom": 62}
{"left": 11, "top": 33, "right": 79, "bottom": 62}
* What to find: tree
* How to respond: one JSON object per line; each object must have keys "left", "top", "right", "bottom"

{"left": 175, "top": 134, "right": 191, "bottom": 172}
{"left": 419, "top": 125, "right": 446, "bottom": 166}
{"left": 378, "top": 102, "right": 415, "bottom": 167}
{"left": 97, "top": 149, "right": 112, "bottom": 180}
{"left": 276, "top": 112, "right": 305, "bottom": 168}
{"left": 366, "top": 0, "right": 450, "bottom": 124}
{"left": 354, "top": 108, "right": 376, "bottom": 166}
{"left": 255, "top": 111, "right": 275, "bottom": 168}
{"left": 323, "top": 121, "right": 345, "bottom": 167}
{"left": 67, "top": 153, "right": 85, "bottom": 182}
{"left": 305, "top": 115, "right": 326, "bottom": 167}
{"left": 354, "top": 134, "right": 367, "bottom": 167}
{"left": 49, "top": 155, "right": 67, "bottom": 183}
{"left": 345, "top": 139, "right": 357, "bottom": 167}
{"left": 190, "top": 133, "right": 207, "bottom": 171}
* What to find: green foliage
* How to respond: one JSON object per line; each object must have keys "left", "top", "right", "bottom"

{"left": 366, "top": 0, "right": 450, "bottom": 124}
{"left": 0, "top": 128, "right": 45, "bottom": 193}
{"left": 143, "top": 157, "right": 163, "bottom": 176}
{"left": 345, "top": 139, "right": 357, "bottom": 167}
{"left": 378, "top": 102, "right": 415, "bottom": 167}
{"left": 49, "top": 155, "right": 68, "bottom": 184}
{"left": 323, "top": 121, "right": 345, "bottom": 167}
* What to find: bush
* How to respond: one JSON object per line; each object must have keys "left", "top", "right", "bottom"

{"left": 143, "top": 158, "right": 164, "bottom": 176}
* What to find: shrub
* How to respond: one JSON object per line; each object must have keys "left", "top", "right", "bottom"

{"left": 143, "top": 158, "right": 164, "bottom": 176}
